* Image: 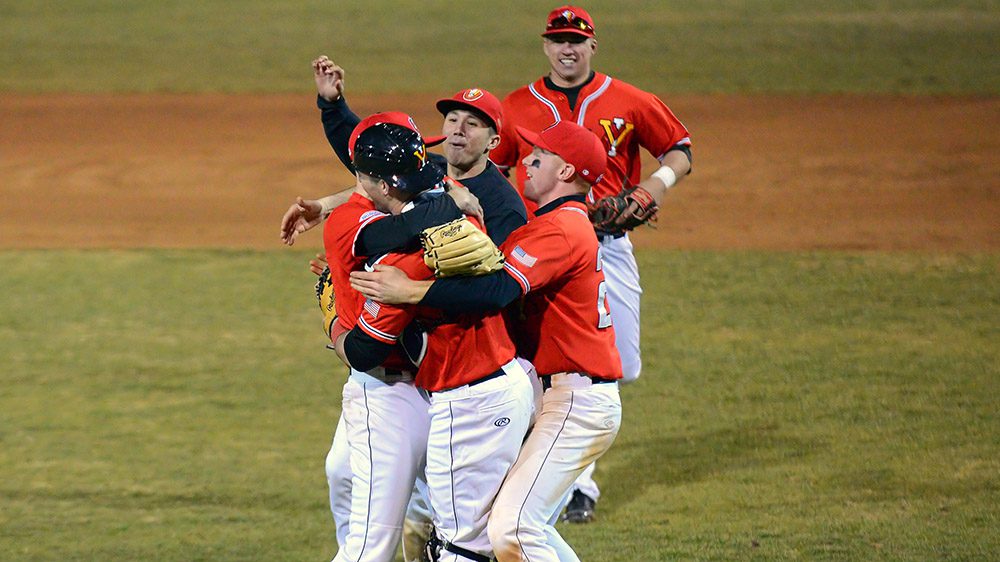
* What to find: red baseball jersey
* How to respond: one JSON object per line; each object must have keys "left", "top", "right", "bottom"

{"left": 493, "top": 72, "right": 691, "bottom": 214}
{"left": 499, "top": 199, "right": 622, "bottom": 380}
{"left": 322, "top": 192, "right": 388, "bottom": 333}
{"left": 356, "top": 219, "right": 517, "bottom": 392}
{"left": 322, "top": 192, "right": 413, "bottom": 371}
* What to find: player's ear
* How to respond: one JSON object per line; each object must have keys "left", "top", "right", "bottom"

{"left": 485, "top": 131, "right": 501, "bottom": 153}
{"left": 558, "top": 162, "right": 576, "bottom": 182}
{"left": 589, "top": 38, "right": 597, "bottom": 54}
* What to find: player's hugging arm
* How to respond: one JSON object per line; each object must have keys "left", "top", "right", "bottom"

{"left": 355, "top": 193, "right": 464, "bottom": 257}
{"left": 339, "top": 328, "right": 394, "bottom": 373}
{"left": 420, "top": 272, "right": 523, "bottom": 315}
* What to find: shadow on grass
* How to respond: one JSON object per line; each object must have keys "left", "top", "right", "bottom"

{"left": 600, "top": 424, "right": 818, "bottom": 506}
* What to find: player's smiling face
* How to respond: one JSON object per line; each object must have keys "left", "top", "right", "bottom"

{"left": 441, "top": 109, "right": 499, "bottom": 176}
{"left": 543, "top": 34, "right": 596, "bottom": 88}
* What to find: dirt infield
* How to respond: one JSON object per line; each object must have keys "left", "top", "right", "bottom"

{"left": 1, "top": 93, "right": 997, "bottom": 251}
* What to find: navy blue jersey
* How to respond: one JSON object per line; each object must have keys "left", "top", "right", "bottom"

{"left": 318, "top": 95, "right": 528, "bottom": 246}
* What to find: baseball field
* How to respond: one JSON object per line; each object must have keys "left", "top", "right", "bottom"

{"left": 1, "top": 2, "right": 998, "bottom": 561}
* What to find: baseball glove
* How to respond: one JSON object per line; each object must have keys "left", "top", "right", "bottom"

{"left": 588, "top": 183, "right": 658, "bottom": 233}
{"left": 420, "top": 218, "right": 504, "bottom": 278}
{"left": 315, "top": 265, "right": 337, "bottom": 339}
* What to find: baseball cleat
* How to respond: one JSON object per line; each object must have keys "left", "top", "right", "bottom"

{"left": 562, "top": 490, "right": 596, "bottom": 524}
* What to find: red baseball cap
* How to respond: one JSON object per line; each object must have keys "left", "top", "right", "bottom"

{"left": 347, "top": 111, "right": 445, "bottom": 159}
{"left": 542, "top": 5, "right": 596, "bottom": 39}
{"left": 435, "top": 88, "right": 503, "bottom": 132}
{"left": 516, "top": 121, "right": 606, "bottom": 185}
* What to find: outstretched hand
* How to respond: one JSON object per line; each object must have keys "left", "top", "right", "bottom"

{"left": 312, "top": 56, "right": 345, "bottom": 102}
{"left": 280, "top": 197, "right": 325, "bottom": 246}
{"left": 350, "top": 264, "right": 425, "bottom": 304}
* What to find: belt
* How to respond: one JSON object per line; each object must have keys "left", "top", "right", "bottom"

{"left": 431, "top": 368, "right": 505, "bottom": 394}
{"left": 367, "top": 366, "right": 414, "bottom": 384}
{"left": 595, "top": 230, "right": 626, "bottom": 242}
{"left": 541, "top": 373, "right": 617, "bottom": 390}
{"left": 443, "top": 541, "right": 494, "bottom": 562}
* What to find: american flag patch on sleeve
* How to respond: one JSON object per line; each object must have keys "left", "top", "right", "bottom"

{"left": 511, "top": 245, "right": 537, "bottom": 267}
{"left": 364, "top": 299, "right": 381, "bottom": 318}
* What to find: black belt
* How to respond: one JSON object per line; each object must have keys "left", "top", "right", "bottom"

{"left": 541, "top": 374, "right": 616, "bottom": 390}
{"left": 444, "top": 541, "right": 494, "bottom": 562}
{"left": 431, "top": 368, "right": 505, "bottom": 394}
{"left": 595, "top": 230, "right": 626, "bottom": 242}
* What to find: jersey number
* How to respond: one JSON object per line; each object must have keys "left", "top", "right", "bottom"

{"left": 596, "top": 247, "right": 612, "bottom": 329}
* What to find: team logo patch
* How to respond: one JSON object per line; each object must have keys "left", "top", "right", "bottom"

{"left": 599, "top": 117, "right": 634, "bottom": 157}
{"left": 364, "top": 299, "right": 381, "bottom": 318}
{"left": 463, "top": 88, "right": 484, "bottom": 101}
{"left": 494, "top": 417, "right": 511, "bottom": 427}
{"left": 511, "top": 245, "right": 537, "bottom": 267}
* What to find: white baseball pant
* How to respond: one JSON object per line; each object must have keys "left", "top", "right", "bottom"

{"left": 325, "top": 411, "right": 352, "bottom": 546}
{"left": 488, "top": 373, "right": 622, "bottom": 562}
{"left": 565, "top": 233, "right": 641, "bottom": 509}
{"left": 332, "top": 369, "right": 431, "bottom": 562}
{"left": 600, "top": 232, "right": 642, "bottom": 382}
{"left": 426, "top": 358, "right": 535, "bottom": 561}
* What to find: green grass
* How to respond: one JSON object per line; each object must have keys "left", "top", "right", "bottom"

{"left": 0, "top": 249, "right": 997, "bottom": 561}
{"left": 1, "top": 0, "right": 998, "bottom": 94}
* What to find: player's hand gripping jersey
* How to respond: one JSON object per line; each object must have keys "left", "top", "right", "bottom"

{"left": 493, "top": 72, "right": 690, "bottom": 213}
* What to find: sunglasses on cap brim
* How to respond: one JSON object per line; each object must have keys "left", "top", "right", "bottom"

{"left": 546, "top": 15, "right": 594, "bottom": 34}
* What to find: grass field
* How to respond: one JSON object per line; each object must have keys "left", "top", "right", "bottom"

{"left": 1, "top": 250, "right": 996, "bottom": 561}
{"left": 2, "top": 1, "right": 998, "bottom": 94}
{"left": 2, "top": 0, "right": 998, "bottom": 560}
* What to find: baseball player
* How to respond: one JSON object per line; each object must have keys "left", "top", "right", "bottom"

{"left": 319, "top": 112, "right": 454, "bottom": 562}
{"left": 490, "top": 4, "right": 693, "bottom": 522}
{"left": 280, "top": 59, "right": 533, "bottom": 560}
{"left": 334, "top": 120, "right": 535, "bottom": 562}
{"left": 349, "top": 120, "right": 623, "bottom": 562}
{"left": 281, "top": 57, "right": 527, "bottom": 249}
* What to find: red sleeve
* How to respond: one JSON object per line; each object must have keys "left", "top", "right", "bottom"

{"left": 355, "top": 253, "right": 426, "bottom": 344}
{"left": 491, "top": 96, "right": 521, "bottom": 169}
{"left": 499, "top": 219, "right": 568, "bottom": 295}
{"left": 634, "top": 91, "right": 691, "bottom": 160}
{"left": 358, "top": 252, "right": 430, "bottom": 344}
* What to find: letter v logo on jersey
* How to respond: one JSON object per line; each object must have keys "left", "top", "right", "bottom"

{"left": 599, "top": 117, "right": 634, "bottom": 157}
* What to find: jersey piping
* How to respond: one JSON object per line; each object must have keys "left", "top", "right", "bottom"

{"left": 575, "top": 75, "right": 613, "bottom": 125}
{"left": 528, "top": 83, "right": 561, "bottom": 123}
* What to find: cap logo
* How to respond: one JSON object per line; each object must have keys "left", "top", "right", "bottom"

{"left": 463, "top": 89, "right": 484, "bottom": 101}
{"left": 562, "top": 10, "right": 574, "bottom": 19}
{"left": 413, "top": 145, "right": 427, "bottom": 167}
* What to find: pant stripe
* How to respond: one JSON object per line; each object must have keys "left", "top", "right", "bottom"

{"left": 447, "top": 401, "right": 458, "bottom": 543}
{"left": 515, "top": 391, "right": 575, "bottom": 562}
{"left": 357, "top": 383, "right": 373, "bottom": 562}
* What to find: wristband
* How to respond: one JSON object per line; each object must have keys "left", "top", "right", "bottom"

{"left": 652, "top": 165, "right": 677, "bottom": 189}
